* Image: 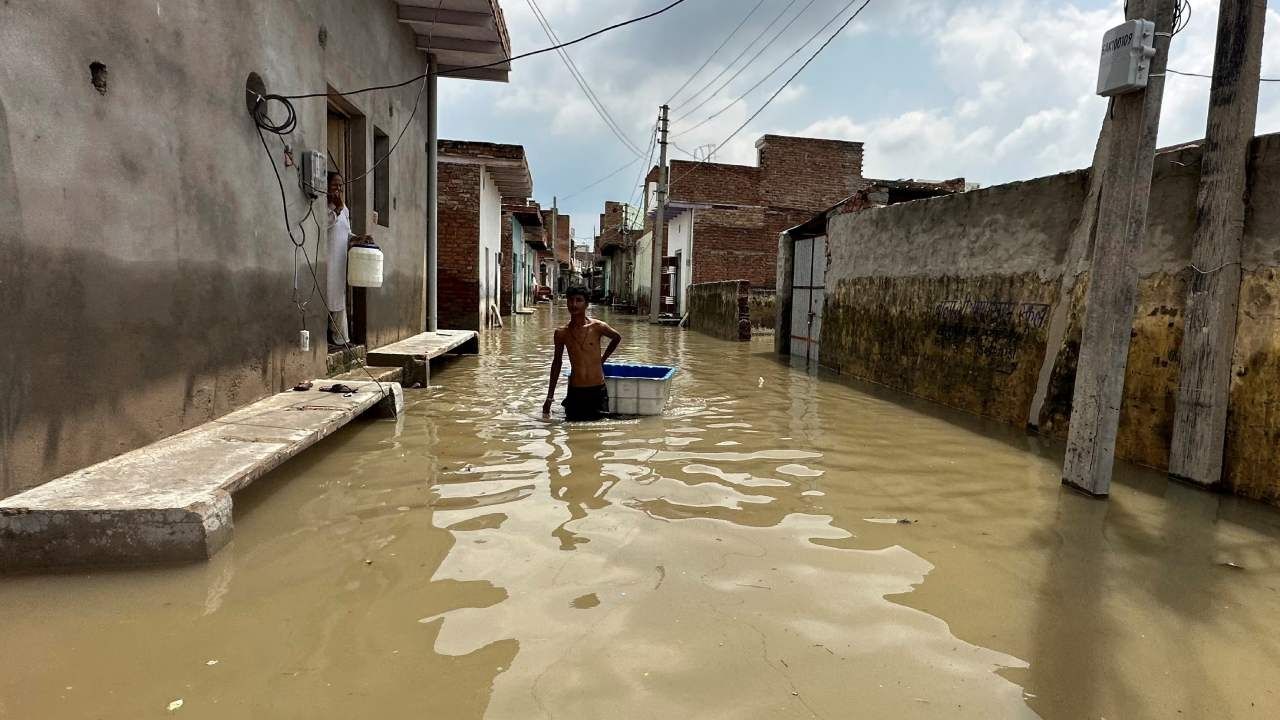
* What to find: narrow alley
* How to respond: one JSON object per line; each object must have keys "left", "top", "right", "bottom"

{"left": 2, "top": 308, "right": 1277, "bottom": 719}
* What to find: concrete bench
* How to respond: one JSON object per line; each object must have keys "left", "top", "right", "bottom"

{"left": 367, "top": 330, "right": 479, "bottom": 386}
{"left": 0, "top": 380, "right": 402, "bottom": 570}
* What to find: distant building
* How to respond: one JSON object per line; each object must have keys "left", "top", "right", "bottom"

{"left": 594, "top": 200, "right": 638, "bottom": 305}
{"left": 643, "top": 134, "right": 965, "bottom": 319}
{"left": 647, "top": 135, "right": 867, "bottom": 316}
{"left": 437, "top": 140, "right": 533, "bottom": 331}
{"left": 539, "top": 210, "right": 571, "bottom": 294}
{"left": 501, "top": 201, "right": 545, "bottom": 314}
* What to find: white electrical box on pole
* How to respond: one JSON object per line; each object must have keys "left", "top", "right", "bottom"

{"left": 1096, "top": 19, "right": 1158, "bottom": 96}
{"left": 650, "top": 104, "right": 669, "bottom": 324}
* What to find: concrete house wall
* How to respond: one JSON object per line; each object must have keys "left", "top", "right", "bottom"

{"left": 0, "top": 0, "right": 435, "bottom": 499}
{"left": 479, "top": 167, "right": 502, "bottom": 324}
{"left": 809, "top": 134, "right": 1280, "bottom": 505}
{"left": 667, "top": 209, "right": 694, "bottom": 312}
{"left": 633, "top": 230, "right": 654, "bottom": 311}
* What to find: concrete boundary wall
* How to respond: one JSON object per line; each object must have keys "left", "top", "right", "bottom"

{"left": 812, "top": 134, "right": 1280, "bottom": 505}
{"left": 688, "top": 281, "right": 751, "bottom": 341}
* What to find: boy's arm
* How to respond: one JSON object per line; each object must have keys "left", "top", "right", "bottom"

{"left": 543, "top": 330, "right": 565, "bottom": 416}
{"left": 598, "top": 322, "right": 622, "bottom": 364}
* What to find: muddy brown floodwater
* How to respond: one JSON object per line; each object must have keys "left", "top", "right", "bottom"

{"left": 4, "top": 307, "right": 1280, "bottom": 719}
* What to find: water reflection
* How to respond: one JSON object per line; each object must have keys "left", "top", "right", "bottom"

{"left": 2, "top": 307, "right": 1279, "bottom": 719}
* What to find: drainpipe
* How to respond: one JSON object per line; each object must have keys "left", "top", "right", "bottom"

{"left": 425, "top": 54, "right": 439, "bottom": 333}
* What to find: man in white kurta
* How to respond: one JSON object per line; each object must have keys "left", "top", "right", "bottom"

{"left": 326, "top": 171, "right": 353, "bottom": 346}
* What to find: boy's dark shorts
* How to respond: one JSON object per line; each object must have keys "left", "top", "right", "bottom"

{"left": 562, "top": 384, "right": 609, "bottom": 421}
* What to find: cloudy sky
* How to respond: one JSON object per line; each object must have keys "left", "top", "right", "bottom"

{"left": 435, "top": 0, "right": 1280, "bottom": 242}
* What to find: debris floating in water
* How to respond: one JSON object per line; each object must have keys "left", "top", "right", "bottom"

{"left": 205, "top": 659, "right": 218, "bottom": 666}
{"left": 864, "top": 517, "right": 917, "bottom": 525}
{"left": 167, "top": 699, "right": 184, "bottom": 711}
{"left": 758, "top": 377, "right": 765, "bottom": 387}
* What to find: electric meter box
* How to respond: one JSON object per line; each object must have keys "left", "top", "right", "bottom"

{"left": 1096, "top": 19, "right": 1157, "bottom": 97}
{"left": 300, "top": 150, "right": 326, "bottom": 199}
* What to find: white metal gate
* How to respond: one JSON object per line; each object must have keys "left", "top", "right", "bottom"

{"left": 790, "top": 235, "right": 825, "bottom": 366}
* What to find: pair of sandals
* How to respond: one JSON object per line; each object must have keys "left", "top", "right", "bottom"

{"left": 292, "top": 381, "right": 360, "bottom": 396}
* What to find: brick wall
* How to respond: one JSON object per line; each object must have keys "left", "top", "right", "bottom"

{"left": 756, "top": 134, "right": 864, "bottom": 211}
{"left": 669, "top": 161, "right": 760, "bottom": 205}
{"left": 659, "top": 135, "right": 868, "bottom": 293}
{"left": 689, "top": 206, "right": 774, "bottom": 288}
{"left": 554, "top": 214, "right": 571, "bottom": 261}
{"left": 438, "top": 162, "right": 480, "bottom": 331}
{"left": 597, "top": 200, "right": 628, "bottom": 253}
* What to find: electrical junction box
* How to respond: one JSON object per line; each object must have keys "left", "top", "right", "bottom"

{"left": 299, "top": 150, "right": 326, "bottom": 199}
{"left": 1097, "top": 19, "right": 1157, "bottom": 97}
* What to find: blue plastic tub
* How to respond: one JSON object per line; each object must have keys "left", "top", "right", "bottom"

{"left": 604, "top": 363, "right": 677, "bottom": 415}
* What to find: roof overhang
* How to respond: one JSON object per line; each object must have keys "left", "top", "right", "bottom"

{"left": 439, "top": 154, "right": 534, "bottom": 199}
{"left": 398, "top": 1, "right": 512, "bottom": 82}
{"left": 648, "top": 199, "right": 705, "bottom": 222}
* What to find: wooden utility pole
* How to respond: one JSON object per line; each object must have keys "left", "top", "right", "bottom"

{"left": 1169, "top": 0, "right": 1267, "bottom": 486}
{"left": 649, "top": 104, "right": 670, "bottom": 324}
{"left": 1062, "top": 0, "right": 1176, "bottom": 496}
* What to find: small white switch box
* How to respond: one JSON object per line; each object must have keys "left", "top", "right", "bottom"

{"left": 299, "top": 150, "right": 326, "bottom": 199}
{"left": 1097, "top": 19, "right": 1157, "bottom": 97}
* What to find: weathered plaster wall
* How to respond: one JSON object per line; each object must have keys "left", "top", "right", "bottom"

{"left": 667, "top": 209, "right": 693, "bottom": 312}
{"left": 479, "top": 166, "right": 502, "bottom": 327}
{"left": 688, "top": 280, "right": 750, "bottom": 342}
{"left": 815, "top": 135, "right": 1280, "bottom": 503}
{"left": 749, "top": 289, "right": 776, "bottom": 333}
{"left": 633, "top": 230, "right": 654, "bottom": 311}
{"left": 0, "top": 0, "right": 433, "bottom": 498}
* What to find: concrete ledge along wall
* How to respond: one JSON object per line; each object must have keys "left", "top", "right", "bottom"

{"left": 815, "top": 134, "right": 1280, "bottom": 505}
{"left": 688, "top": 280, "right": 751, "bottom": 342}
{"left": 0, "top": 0, "right": 434, "bottom": 499}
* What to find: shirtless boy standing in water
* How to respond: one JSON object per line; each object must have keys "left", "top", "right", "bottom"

{"left": 543, "top": 287, "right": 622, "bottom": 421}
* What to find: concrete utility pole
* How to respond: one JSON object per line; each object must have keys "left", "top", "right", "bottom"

{"left": 650, "top": 104, "right": 670, "bottom": 324}
{"left": 425, "top": 54, "right": 439, "bottom": 333}
{"left": 1062, "top": 0, "right": 1176, "bottom": 496}
{"left": 1170, "top": 0, "right": 1267, "bottom": 487}
{"left": 550, "top": 196, "right": 558, "bottom": 296}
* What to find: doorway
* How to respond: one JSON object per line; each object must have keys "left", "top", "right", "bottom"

{"left": 326, "top": 97, "right": 368, "bottom": 345}
{"left": 790, "top": 235, "right": 826, "bottom": 368}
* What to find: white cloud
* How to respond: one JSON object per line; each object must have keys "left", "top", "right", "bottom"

{"left": 438, "top": 0, "right": 1280, "bottom": 219}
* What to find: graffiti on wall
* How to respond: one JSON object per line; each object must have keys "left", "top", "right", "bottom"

{"left": 933, "top": 300, "right": 1050, "bottom": 373}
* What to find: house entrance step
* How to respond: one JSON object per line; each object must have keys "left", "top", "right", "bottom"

{"left": 366, "top": 330, "right": 479, "bottom": 386}
{"left": 0, "top": 380, "right": 403, "bottom": 570}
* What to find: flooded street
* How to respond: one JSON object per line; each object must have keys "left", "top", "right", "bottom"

{"left": 3, "top": 307, "right": 1280, "bottom": 719}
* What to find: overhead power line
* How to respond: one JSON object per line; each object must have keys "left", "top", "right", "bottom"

{"left": 1165, "top": 67, "right": 1280, "bottom": 81}
{"left": 675, "top": 0, "right": 867, "bottom": 139}
{"left": 665, "top": 0, "right": 768, "bottom": 106}
{"left": 672, "top": 0, "right": 820, "bottom": 124}
{"left": 670, "top": 0, "right": 875, "bottom": 190}
{"left": 669, "top": 0, "right": 803, "bottom": 114}
{"left": 275, "top": 0, "right": 692, "bottom": 100}
{"left": 527, "top": 0, "right": 647, "bottom": 158}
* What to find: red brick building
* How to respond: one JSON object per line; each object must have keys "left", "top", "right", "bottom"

{"left": 538, "top": 209, "right": 571, "bottom": 293}
{"left": 649, "top": 135, "right": 868, "bottom": 313}
{"left": 437, "top": 140, "right": 532, "bottom": 331}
